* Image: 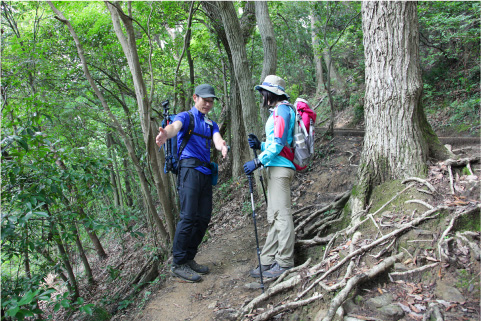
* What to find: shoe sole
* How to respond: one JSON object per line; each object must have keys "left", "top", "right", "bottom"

{"left": 194, "top": 270, "right": 209, "bottom": 275}
{"left": 170, "top": 271, "right": 202, "bottom": 283}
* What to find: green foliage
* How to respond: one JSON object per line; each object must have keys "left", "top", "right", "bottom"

{"left": 419, "top": 1, "right": 480, "bottom": 134}
{"left": 106, "top": 265, "right": 121, "bottom": 281}
{"left": 1, "top": 1, "right": 480, "bottom": 319}
{"left": 1, "top": 278, "right": 56, "bottom": 321}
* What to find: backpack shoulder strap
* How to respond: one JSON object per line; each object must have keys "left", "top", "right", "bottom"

{"left": 177, "top": 111, "right": 195, "bottom": 157}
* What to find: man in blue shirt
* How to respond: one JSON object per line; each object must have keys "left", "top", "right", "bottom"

{"left": 156, "top": 84, "right": 228, "bottom": 282}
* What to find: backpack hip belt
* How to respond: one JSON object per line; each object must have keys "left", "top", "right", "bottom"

{"left": 179, "top": 158, "right": 212, "bottom": 171}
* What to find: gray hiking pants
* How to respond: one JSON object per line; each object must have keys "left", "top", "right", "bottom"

{"left": 260, "top": 166, "right": 295, "bottom": 268}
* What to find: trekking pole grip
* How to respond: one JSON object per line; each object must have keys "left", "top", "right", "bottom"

{"left": 248, "top": 174, "right": 254, "bottom": 194}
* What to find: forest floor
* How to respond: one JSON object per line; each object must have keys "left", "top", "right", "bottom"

{"left": 54, "top": 112, "right": 480, "bottom": 321}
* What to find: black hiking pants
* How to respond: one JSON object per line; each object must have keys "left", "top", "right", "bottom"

{"left": 172, "top": 166, "right": 212, "bottom": 265}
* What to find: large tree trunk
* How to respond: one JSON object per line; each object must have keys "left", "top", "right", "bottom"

{"left": 351, "top": 1, "right": 449, "bottom": 222}
{"left": 216, "top": 1, "right": 261, "bottom": 141}
{"left": 217, "top": 1, "right": 266, "bottom": 196}
{"left": 255, "top": 1, "right": 277, "bottom": 124}
{"left": 202, "top": 1, "right": 251, "bottom": 177}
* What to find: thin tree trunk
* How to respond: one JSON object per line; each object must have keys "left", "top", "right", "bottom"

{"left": 123, "top": 158, "right": 134, "bottom": 207}
{"left": 79, "top": 208, "right": 108, "bottom": 260}
{"left": 45, "top": 205, "right": 79, "bottom": 299}
{"left": 106, "top": 2, "right": 175, "bottom": 242}
{"left": 310, "top": 11, "right": 325, "bottom": 98}
{"left": 48, "top": 2, "right": 169, "bottom": 244}
{"left": 255, "top": 1, "right": 277, "bottom": 124}
{"left": 106, "top": 133, "right": 120, "bottom": 207}
{"left": 73, "top": 223, "right": 94, "bottom": 284}
{"left": 37, "top": 246, "right": 69, "bottom": 283}
{"left": 24, "top": 225, "right": 31, "bottom": 279}
{"left": 322, "top": 51, "right": 347, "bottom": 94}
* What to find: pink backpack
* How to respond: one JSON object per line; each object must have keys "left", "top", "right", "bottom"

{"left": 292, "top": 98, "right": 317, "bottom": 168}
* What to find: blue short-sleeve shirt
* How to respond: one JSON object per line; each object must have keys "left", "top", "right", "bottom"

{"left": 174, "top": 107, "right": 220, "bottom": 175}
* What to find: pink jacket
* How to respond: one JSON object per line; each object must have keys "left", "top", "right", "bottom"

{"left": 296, "top": 98, "right": 317, "bottom": 131}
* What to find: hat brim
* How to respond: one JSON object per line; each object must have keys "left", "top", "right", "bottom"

{"left": 255, "top": 85, "right": 290, "bottom": 99}
{"left": 197, "top": 94, "right": 218, "bottom": 99}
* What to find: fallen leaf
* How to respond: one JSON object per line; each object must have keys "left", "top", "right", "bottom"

{"left": 377, "top": 287, "right": 383, "bottom": 294}
{"left": 446, "top": 304, "right": 457, "bottom": 311}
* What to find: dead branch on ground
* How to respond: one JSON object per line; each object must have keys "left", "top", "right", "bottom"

{"left": 295, "top": 191, "right": 350, "bottom": 235}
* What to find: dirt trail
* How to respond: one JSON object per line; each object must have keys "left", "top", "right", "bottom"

{"left": 135, "top": 215, "right": 265, "bottom": 321}
{"left": 114, "top": 133, "right": 479, "bottom": 321}
{"left": 117, "top": 135, "right": 363, "bottom": 321}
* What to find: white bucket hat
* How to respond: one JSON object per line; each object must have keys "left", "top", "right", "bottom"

{"left": 255, "top": 75, "right": 290, "bottom": 99}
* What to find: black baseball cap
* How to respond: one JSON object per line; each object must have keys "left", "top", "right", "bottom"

{"left": 195, "top": 84, "right": 217, "bottom": 99}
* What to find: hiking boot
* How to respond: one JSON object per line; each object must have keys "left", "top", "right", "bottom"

{"left": 186, "top": 259, "right": 209, "bottom": 275}
{"left": 263, "top": 262, "right": 292, "bottom": 279}
{"left": 250, "top": 263, "right": 274, "bottom": 278}
{"left": 170, "top": 263, "right": 201, "bottom": 282}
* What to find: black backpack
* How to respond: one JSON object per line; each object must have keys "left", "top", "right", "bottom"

{"left": 161, "top": 111, "right": 213, "bottom": 175}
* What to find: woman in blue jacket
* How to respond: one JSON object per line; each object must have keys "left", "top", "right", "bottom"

{"left": 243, "top": 75, "right": 296, "bottom": 279}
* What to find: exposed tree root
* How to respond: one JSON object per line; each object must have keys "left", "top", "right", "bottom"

{"left": 388, "top": 262, "right": 439, "bottom": 282}
{"left": 251, "top": 293, "right": 324, "bottom": 321}
{"left": 423, "top": 303, "right": 445, "bottom": 321}
{"left": 238, "top": 153, "right": 480, "bottom": 321}
{"left": 293, "top": 204, "right": 317, "bottom": 217}
{"left": 321, "top": 253, "right": 404, "bottom": 321}
{"left": 444, "top": 156, "right": 480, "bottom": 167}
{"left": 346, "top": 183, "right": 415, "bottom": 235}
{"left": 405, "top": 199, "right": 434, "bottom": 210}
{"left": 438, "top": 204, "right": 481, "bottom": 262}
{"left": 402, "top": 177, "right": 436, "bottom": 193}
{"left": 240, "top": 206, "right": 445, "bottom": 320}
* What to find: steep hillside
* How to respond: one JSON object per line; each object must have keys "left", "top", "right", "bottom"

{"left": 117, "top": 131, "right": 480, "bottom": 321}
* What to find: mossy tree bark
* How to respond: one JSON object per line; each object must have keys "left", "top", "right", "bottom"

{"left": 351, "top": 1, "right": 450, "bottom": 223}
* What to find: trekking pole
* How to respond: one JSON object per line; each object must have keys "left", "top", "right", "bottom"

{"left": 252, "top": 148, "right": 268, "bottom": 206}
{"left": 160, "top": 100, "right": 174, "bottom": 172}
{"left": 248, "top": 174, "right": 265, "bottom": 293}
